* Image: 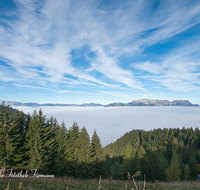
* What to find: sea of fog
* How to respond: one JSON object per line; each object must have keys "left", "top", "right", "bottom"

{"left": 13, "top": 106, "right": 200, "bottom": 147}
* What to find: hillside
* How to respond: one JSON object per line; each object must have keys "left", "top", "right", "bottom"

{"left": 103, "top": 127, "right": 200, "bottom": 180}
{"left": 103, "top": 127, "right": 200, "bottom": 157}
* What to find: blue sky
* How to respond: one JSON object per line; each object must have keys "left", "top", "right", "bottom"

{"left": 0, "top": 0, "right": 200, "bottom": 104}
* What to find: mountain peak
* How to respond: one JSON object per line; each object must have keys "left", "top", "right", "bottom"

{"left": 105, "top": 99, "right": 198, "bottom": 107}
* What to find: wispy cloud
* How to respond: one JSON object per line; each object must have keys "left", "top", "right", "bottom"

{"left": 133, "top": 38, "right": 200, "bottom": 92}
{"left": 0, "top": 0, "right": 200, "bottom": 99}
{"left": 14, "top": 84, "right": 49, "bottom": 90}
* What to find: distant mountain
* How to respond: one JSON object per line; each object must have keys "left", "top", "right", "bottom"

{"left": 1, "top": 99, "right": 198, "bottom": 107}
{"left": 104, "top": 98, "right": 199, "bottom": 107}
{"left": 0, "top": 101, "right": 104, "bottom": 107}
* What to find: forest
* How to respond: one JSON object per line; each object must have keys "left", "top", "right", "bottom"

{"left": 0, "top": 104, "right": 199, "bottom": 182}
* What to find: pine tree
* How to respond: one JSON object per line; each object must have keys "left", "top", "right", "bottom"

{"left": 148, "top": 151, "right": 162, "bottom": 181}
{"left": 67, "top": 122, "right": 80, "bottom": 176}
{"left": 166, "top": 150, "right": 181, "bottom": 181}
{"left": 91, "top": 130, "right": 104, "bottom": 178}
{"left": 137, "top": 145, "right": 146, "bottom": 159}
{"left": 0, "top": 105, "right": 23, "bottom": 170}
{"left": 53, "top": 121, "right": 69, "bottom": 176}
{"left": 137, "top": 145, "right": 148, "bottom": 180}
{"left": 24, "top": 109, "right": 53, "bottom": 172}
{"left": 159, "top": 154, "right": 168, "bottom": 181}
{"left": 111, "top": 161, "right": 122, "bottom": 179}
{"left": 12, "top": 111, "right": 26, "bottom": 168}
{"left": 42, "top": 119, "right": 56, "bottom": 174}
{"left": 184, "top": 164, "right": 190, "bottom": 180}
{"left": 122, "top": 143, "right": 134, "bottom": 179}
{"left": 24, "top": 113, "right": 31, "bottom": 133}
{"left": 125, "top": 143, "right": 134, "bottom": 159}
{"left": 131, "top": 155, "right": 142, "bottom": 180}
{"left": 77, "top": 126, "right": 94, "bottom": 178}
{"left": 188, "top": 157, "right": 198, "bottom": 179}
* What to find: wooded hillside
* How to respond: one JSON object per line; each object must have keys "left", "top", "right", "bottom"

{"left": 103, "top": 127, "right": 200, "bottom": 181}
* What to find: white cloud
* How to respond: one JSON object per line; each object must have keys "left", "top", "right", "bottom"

{"left": 133, "top": 38, "right": 200, "bottom": 92}
{"left": 0, "top": 0, "right": 200, "bottom": 94}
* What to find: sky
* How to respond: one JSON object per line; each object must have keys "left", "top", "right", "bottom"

{"left": 0, "top": 0, "right": 200, "bottom": 105}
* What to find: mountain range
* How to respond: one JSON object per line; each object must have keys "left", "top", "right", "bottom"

{"left": 0, "top": 101, "right": 103, "bottom": 107}
{"left": 0, "top": 99, "right": 199, "bottom": 107}
{"left": 104, "top": 98, "right": 199, "bottom": 107}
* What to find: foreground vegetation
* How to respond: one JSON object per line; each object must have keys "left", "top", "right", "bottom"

{"left": 0, "top": 177, "right": 200, "bottom": 190}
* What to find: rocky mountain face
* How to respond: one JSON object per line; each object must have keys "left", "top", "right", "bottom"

{"left": 104, "top": 98, "right": 199, "bottom": 107}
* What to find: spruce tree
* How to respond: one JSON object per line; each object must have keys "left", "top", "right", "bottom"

{"left": 91, "top": 130, "right": 104, "bottom": 178}
{"left": 125, "top": 143, "right": 134, "bottom": 158}
{"left": 111, "top": 161, "right": 121, "bottom": 179}
{"left": 42, "top": 120, "right": 56, "bottom": 174}
{"left": 54, "top": 121, "right": 69, "bottom": 176}
{"left": 77, "top": 126, "right": 94, "bottom": 178}
{"left": 159, "top": 154, "right": 168, "bottom": 181}
{"left": 67, "top": 122, "right": 80, "bottom": 176}
{"left": 184, "top": 164, "right": 190, "bottom": 180}
{"left": 166, "top": 150, "right": 181, "bottom": 181}
{"left": 148, "top": 151, "right": 162, "bottom": 181}
{"left": 12, "top": 111, "right": 26, "bottom": 168}
{"left": 137, "top": 145, "right": 148, "bottom": 180}
{"left": 188, "top": 157, "right": 198, "bottom": 179}
{"left": 24, "top": 109, "right": 54, "bottom": 172}
{"left": 0, "top": 105, "right": 23, "bottom": 170}
{"left": 122, "top": 143, "right": 134, "bottom": 179}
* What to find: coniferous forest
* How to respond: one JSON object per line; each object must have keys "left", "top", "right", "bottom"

{"left": 0, "top": 104, "right": 200, "bottom": 182}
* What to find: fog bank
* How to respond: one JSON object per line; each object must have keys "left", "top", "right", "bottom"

{"left": 13, "top": 106, "right": 200, "bottom": 147}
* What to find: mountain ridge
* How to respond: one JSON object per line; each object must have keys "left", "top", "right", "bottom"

{"left": 0, "top": 98, "right": 199, "bottom": 107}
{"left": 0, "top": 101, "right": 104, "bottom": 107}
{"left": 104, "top": 98, "right": 199, "bottom": 107}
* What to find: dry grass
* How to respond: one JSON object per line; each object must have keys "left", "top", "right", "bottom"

{"left": 0, "top": 176, "right": 200, "bottom": 189}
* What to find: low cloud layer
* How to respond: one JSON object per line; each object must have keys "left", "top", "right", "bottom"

{"left": 13, "top": 106, "right": 200, "bottom": 147}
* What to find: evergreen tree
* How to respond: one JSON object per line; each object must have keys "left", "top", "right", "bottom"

{"left": 12, "top": 111, "right": 26, "bottom": 168}
{"left": 137, "top": 145, "right": 146, "bottom": 159}
{"left": 131, "top": 155, "right": 142, "bottom": 180}
{"left": 137, "top": 145, "right": 149, "bottom": 180}
{"left": 111, "top": 161, "right": 121, "bottom": 179}
{"left": 122, "top": 143, "right": 134, "bottom": 179}
{"left": 188, "top": 157, "right": 198, "bottom": 179}
{"left": 42, "top": 119, "right": 56, "bottom": 174}
{"left": 67, "top": 122, "right": 80, "bottom": 176}
{"left": 53, "top": 121, "right": 69, "bottom": 176}
{"left": 24, "top": 109, "right": 55, "bottom": 172}
{"left": 0, "top": 105, "right": 23, "bottom": 170}
{"left": 166, "top": 150, "right": 181, "bottom": 181}
{"left": 148, "top": 151, "right": 162, "bottom": 181}
{"left": 91, "top": 130, "right": 104, "bottom": 178}
{"left": 184, "top": 164, "right": 190, "bottom": 180}
{"left": 159, "top": 154, "right": 168, "bottom": 181}
{"left": 77, "top": 126, "right": 94, "bottom": 178}
{"left": 125, "top": 143, "right": 134, "bottom": 158}
{"left": 24, "top": 113, "right": 31, "bottom": 133}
